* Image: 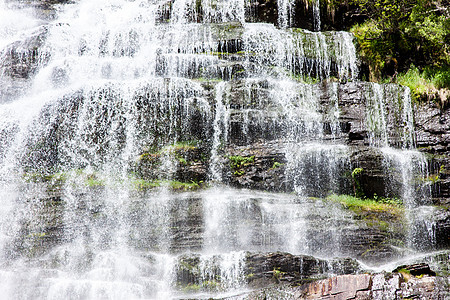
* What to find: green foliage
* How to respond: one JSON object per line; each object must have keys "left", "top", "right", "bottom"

{"left": 427, "top": 66, "right": 450, "bottom": 89}
{"left": 181, "top": 283, "right": 201, "bottom": 293}
{"left": 326, "top": 194, "right": 403, "bottom": 216}
{"left": 422, "top": 174, "right": 440, "bottom": 184}
{"left": 349, "top": 0, "right": 450, "bottom": 81}
{"left": 24, "top": 169, "right": 203, "bottom": 192}
{"left": 272, "top": 268, "right": 285, "bottom": 283}
{"left": 290, "top": 73, "right": 321, "bottom": 84}
{"left": 271, "top": 161, "right": 284, "bottom": 170}
{"left": 139, "top": 140, "right": 201, "bottom": 167}
{"left": 132, "top": 179, "right": 201, "bottom": 191}
{"left": 351, "top": 167, "right": 363, "bottom": 177}
{"left": 228, "top": 155, "right": 255, "bottom": 176}
{"left": 396, "top": 66, "right": 434, "bottom": 99}
{"left": 351, "top": 21, "right": 391, "bottom": 78}
{"left": 351, "top": 167, "right": 364, "bottom": 198}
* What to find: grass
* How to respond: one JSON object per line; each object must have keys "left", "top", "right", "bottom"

{"left": 396, "top": 66, "right": 435, "bottom": 100}
{"left": 326, "top": 194, "right": 403, "bottom": 217}
{"left": 395, "top": 65, "right": 450, "bottom": 106}
{"left": 24, "top": 169, "right": 203, "bottom": 192}
{"left": 228, "top": 155, "right": 255, "bottom": 176}
{"left": 160, "top": 141, "right": 198, "bottom": 153}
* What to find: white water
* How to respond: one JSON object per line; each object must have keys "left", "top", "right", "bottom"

{"left": 0, "top": 0, "right": 439, "bottom": 299}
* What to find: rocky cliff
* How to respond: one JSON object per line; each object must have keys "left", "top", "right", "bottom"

{"left": 0, "top": 0, "right": 448, "bottom": 299}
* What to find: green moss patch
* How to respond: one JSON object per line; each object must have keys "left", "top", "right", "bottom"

{"left": 326, "top": 194, "right": 403, "bottom": 219}
{"left": 228, "top": 155, "right": 255, "bottom": 176}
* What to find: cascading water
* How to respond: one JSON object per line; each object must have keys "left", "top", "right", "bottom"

{"left": 0, "top": 0, "right": 443, "bottom": 299}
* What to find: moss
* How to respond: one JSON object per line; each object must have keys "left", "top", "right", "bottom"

{"left": 395, "top": 268, "right": 412, "bottom": 282}
{"left": 326, "top": 194, "right": 403, "bottom": 218}
{"left": 270, "top": 161, "right": 284, "bottom": 170}
{"left": 139, "top": 152, "right": 161, "bottom": 162}
{"left": 181, "top": 283, "right": 201, "bottom": 293}
{"left": 351, "top": 167, "right": 364, "bottom": 198}
{"left": 423, "top": 174, "right": 440, "bottom": 184}
{"left": 229, "top": 155, "right": 255, "bottom": 169}
{"left": 132, "top": 178, "right": 202, "bottom": 192}
{"left": 24, "top": 168, "right": 204, "bottom": 192}
{"left": 290, "top": 73, "right": 321, "bottom": 84}
{"left": 193, "top": 77, "right": 223, "bottom": 82}
{"left": 138, "top": 140, "right": 203, "bottom": 169}
{"left": 272, "top": 268, "right": 285, "bottom": 283}
{"left": 161, "top": 141, "right": 198, "bottom": 152}
{"left": 228, "top": 155, "right": 255, "bottom": 176}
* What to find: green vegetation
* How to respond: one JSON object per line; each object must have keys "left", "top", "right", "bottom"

{"left": 181, "top": 283, "right": 201, "bottom": 293}
{"left": 272, "top": 268, "right": 285, "bottom": 283}
{"left": 270, "top": 161, "right": 284, "bottom": 170}
{"left": 326, "top": 193, "right": 405, "bottom": 237}
{"left": 351, "top": 167, "right": 364, "bottom": 197}
{"left": 139, "top": 140, "right": 202, "bottom": 167}
{"left": 228, "top": 155, "right": 255, "bottom": 176}
{"left": 161, "top": 141, "right": 198, "bottom": 152}
{"left": 423, "top": 173, "right": 440, "bottom": 184}
{"left": 326, "top": 194, "right": 403, "bottom": 217}
{"left": 394, "top": 268, "right": 413, "bottom": 281}
{"left": 396, "top": 65, "right": 450, "bottom": 104}
{"left": 24, "top": 169, "right": 203, "bottom": 192}
{"left": 332, "top": 0, "right": 450, "bottom": 103}
{"left": 290, "top": 73, "right": 321, "bottom": 84}
{"left": 180, "top": 280, "right": 221, "bottom": 293}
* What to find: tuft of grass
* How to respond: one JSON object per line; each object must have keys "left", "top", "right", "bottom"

{"left": 396, "top": 66, "right": 434, "bottom": 100}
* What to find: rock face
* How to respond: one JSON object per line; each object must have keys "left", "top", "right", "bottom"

{"left": 0, "top": 0, "right": 449, "bottom": 299}
{"left": 238, "top": 272, "right": 450, "bottom": 300}
{"left": 0, "top": 25, "right": 49, "bottom": 102}
{"left": 175, "top": 251, "right": 361, "bottom": 291}
{"left": 415, "top": 101, "right": 450, "bottom": 205}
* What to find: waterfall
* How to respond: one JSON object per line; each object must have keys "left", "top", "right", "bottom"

{"left": 312, "top": 0, "right": 321, "bottom": 31}
{"left": 0, "top": 0, "right": 441, "bottom": 298}
{"left": 209, "top": 82, "right": 229, "bottom": 182}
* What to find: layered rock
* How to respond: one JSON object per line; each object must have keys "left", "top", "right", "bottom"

{"left": 235, "top": 272, "right": 450, "bottom": 299}
{"left": 175, "top": 251, "right": 361, "bottom": 291}
{"left": 0, "top": 25, "right": 49, "bottom": 101}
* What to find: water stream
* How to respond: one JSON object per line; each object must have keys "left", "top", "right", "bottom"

{"left": 0, "top": 0, "right": 440, "bottom": 299}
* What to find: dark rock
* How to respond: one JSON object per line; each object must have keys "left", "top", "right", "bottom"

{"left": 0, "top": 25, "right": 50, "bottom": 102}
{"left": 246, "top": 0, "right": 278, "bottom": 25}
{"left": 175, "top": 251, "right": 360, "bottom": 290}
{"left": 244, "top": 252, "right": 360, "bottom": 287}
{"left": 234, "top": 273, "right": 450, "bottom": 300}
{"left": 224, "top": 141, "right": 289, "bottom": 192}
{"left": 414, "top": 101, "right": 450, "bottom": 202}
{"left": 393, "top": 263, "right": 436, "bottom": 277}
{"left": 434, "top": 208, "right": 450, "bottom": 249}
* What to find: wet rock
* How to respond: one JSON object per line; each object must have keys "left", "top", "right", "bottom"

{"left": 224, "top": 141, "right": 289, "bottom": 192}
{"left": 246, "top": 0, "right": 278, "bottom": 25}
{"left": 434, "top": 209, "right": 450, "bottom": 249}
{"left": 393, "top": 263, "right": 436, "bottom": 277}
{"left": 235, "top": 273, "right": 450, "bottom": 300}
{"left": 175, "top": 251, "right": 360, "bottom": 289}
{"left": 414, "top": 101, "right": 450, "bottom": 202}
{"left": 300, "top": 273, "right": 372, "bottom": 299}
{"left": 0, "top": 25, "right": 50, "bottom": 102}
{"left": 244, "top": 252, "right": 360, "bottom": 287}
